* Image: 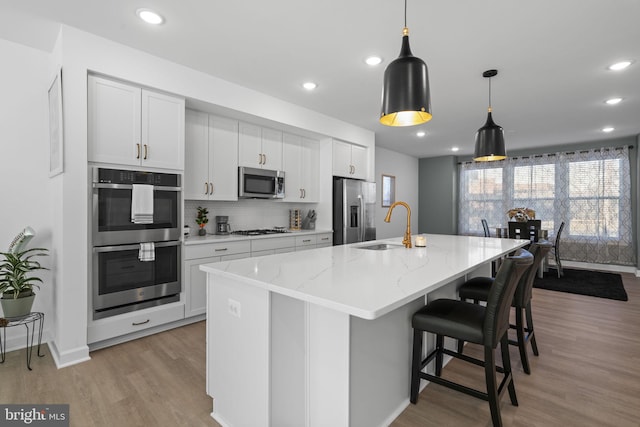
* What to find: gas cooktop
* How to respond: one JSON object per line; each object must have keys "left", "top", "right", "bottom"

{"left": 232, "top": 228, "right": 290, "bottom": 236}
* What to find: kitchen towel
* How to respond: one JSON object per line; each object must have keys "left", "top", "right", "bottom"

{"left": 139, "top": 242, "right": 155, "bottom": 262}
{"left": 131, "top": 184, "right": 154, "bottom": 224}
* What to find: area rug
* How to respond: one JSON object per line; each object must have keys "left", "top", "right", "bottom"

{"left": 533, "top": 268, "right": 628, "bottom": 301}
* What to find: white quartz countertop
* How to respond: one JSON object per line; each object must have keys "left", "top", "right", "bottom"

{"left": 200, "top": 234, "right": 529, "bottom": 320}
{"left": 184, "top": 229, "right": 332, "bottom": 245}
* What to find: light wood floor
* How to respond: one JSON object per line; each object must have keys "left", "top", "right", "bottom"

{"left": 1, "top": 273, "right": 639, "bottom": 427}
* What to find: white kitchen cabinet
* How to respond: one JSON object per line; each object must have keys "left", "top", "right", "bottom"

{"left": 282, "top": 133, "right": 319, "bottom": 202}
{"left": 88, "top": 75, "right": 185, "bottom": 170}
{"left": 332, "top": 139, "right": 368, "bottom": 179}
{"left": 185, "top": 110, "right": 238, "bottom": 200}
{"left": 238, "top": 122, "right": 283, "bottom": 170}
{"left": 183, "top": 240, "right": 251, "bottom": 318}
{"left": 315, "top": 233, "right": 333, "bottom": 248}
{"left": 295, "top": 234, "right": 317, "bottom": 251}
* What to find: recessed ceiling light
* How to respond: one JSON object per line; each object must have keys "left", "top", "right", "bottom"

{"left": 416, "top": 131, "right": 426, "bottom": 137}
{"left": 608, "top": 61, "right": 632, "bottom": 71}
{"left": 137, "top": 8, "right": 164, "bottom": 25}
{"left": 302, "top": 82, "right": 317, "bottom": 91}
{"left": 605, "top": 97, "right": 623, "bottom": 105}
{"left": 451, "top": 147, "right": 460, "bottom": 152}
{"left": 602, "top": 126, "right": 615, "bottom": 133}
{"left": 365, "top": 56, "right": 383, "bottom": 66}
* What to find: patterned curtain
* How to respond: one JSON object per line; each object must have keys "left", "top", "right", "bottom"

{"left": 458, "top": 146, "right": 635, "bottom": 265}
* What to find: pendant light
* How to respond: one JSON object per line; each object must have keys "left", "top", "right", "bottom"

{"left": 473, "top": 69, "right": 506, "bottom": 161}
{"left": 379, "top": 0, "right": 432, "bottom": 127}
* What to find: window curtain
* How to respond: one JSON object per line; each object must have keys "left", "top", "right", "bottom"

{"left": 458, "top": 146, "right": 635, "bottom": 265}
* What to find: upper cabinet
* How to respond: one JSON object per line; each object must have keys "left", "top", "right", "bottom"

{"left": 332, "top": 139, "right": 368, "bottom": 179}
{"left": 88, "top": 75, "right": 185, "bottom": 170}
{"left": 184, "top": 110, "right": 238, "bottom": 201}
{"left": 282, "top": 133, "right": 319, "bottom": 202}
{"left": 238, "top": 122, "right": 283, "bottom": 170}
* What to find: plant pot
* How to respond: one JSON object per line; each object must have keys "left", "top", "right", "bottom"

{"left": 198, "top": 228, "right": 206, "bottom": 236}
{"left": 1, "top": 292, "right": 35, "bottom": 319}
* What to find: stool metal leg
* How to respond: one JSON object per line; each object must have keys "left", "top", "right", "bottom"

{"left": 435, "top": 335, "right": 444, "bottom": 377}
{"left": 484, "top": 345, "right": 502, "bottom": 427}
{"left": 410, "top": 329, "right": 423, "bottom": 404}
{"left": 514, "top": 308, "right": 531, "bottom": 375}
{"left": 525, "top": 302, "right": 539, "bottom": 356}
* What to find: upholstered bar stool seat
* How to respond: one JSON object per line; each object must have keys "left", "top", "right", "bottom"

{"left": 410, "top": 249, "right": 533, "bottom": 427}
{"left": 458, "top": 241, "right": 553, "bottom": 375}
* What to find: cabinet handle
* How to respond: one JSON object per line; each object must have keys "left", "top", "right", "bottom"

{"left": 136, "top": 143, "right": 141, "bottom": 159}
{"left": 144, "top": 144, "right": 148, "bottom": 159}
{"left": 204, "top": 182, "right": 209, "bottom": 195}
{"left": 132, "top": 319, "right": 150, "bottom": 326}
{"left": 214, "top": 248, "right": 228, "bottom": 252}
{"left": 320, "top": 237, "right": 329, "bottom": 241}
{"left": 303, "top": 239, "right": 311, "bottom": 243}
{"left": 262, "top": 153, "right": 267, "bottom": 164}
{"left": 258, "top": 153, "right": 262, "bottom": 165}
{"left": 300, "top": 189, "right": 303, "bottom": 198}
{"left": 210, "top": 182, "right": 214, "bottom": 194}
{"left": 302, "top": 189, "right": 306, "bottom": 198}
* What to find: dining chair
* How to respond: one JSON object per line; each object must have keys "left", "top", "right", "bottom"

{"left": 550, "top": 221, "right": 565, "bottom": 278}
{"left": 481, "top": 219, "right": 491, "bottom": 237}
{"left": 410, "top": 249, "right": 533, "bottom": 427}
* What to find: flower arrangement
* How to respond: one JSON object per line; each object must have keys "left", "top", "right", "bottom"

{"left": 507, "top": 207, "right": 535, "bottom": 222}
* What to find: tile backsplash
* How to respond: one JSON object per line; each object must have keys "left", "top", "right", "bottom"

{"left": 185, "top": 200, "right": 318, "bottom": 232}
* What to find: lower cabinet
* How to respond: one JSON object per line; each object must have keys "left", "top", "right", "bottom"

{"left": 87, "top": 301, "right": 185, "bottom": 345}
{"left": 184, "top": 241, "right": 251, "bottom": 318}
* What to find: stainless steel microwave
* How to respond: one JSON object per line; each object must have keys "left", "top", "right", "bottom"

{"left": 238, "top": 167, "right": 285, "bottom": 199}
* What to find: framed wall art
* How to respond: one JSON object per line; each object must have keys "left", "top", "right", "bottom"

{"left": 48, "top": 68, "right": 64, "bottom": 177}
{"left": 381, "top": 174, "right": 396, "bottom": 207}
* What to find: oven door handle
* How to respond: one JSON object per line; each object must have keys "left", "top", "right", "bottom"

{"left": 93, "top": 241, "right": 181, "bottom": 253}
{"left": 92, "top": 183, "right": 181, "bottom": 191}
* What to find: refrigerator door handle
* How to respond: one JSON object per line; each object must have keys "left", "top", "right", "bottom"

{"left": 358, "top": 194, "right": 365, "bottom": 242}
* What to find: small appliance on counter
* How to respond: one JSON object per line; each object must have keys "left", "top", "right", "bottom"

{"left": 301, "top": 210, "right": 317, "bottom": 230}
{"left": 216, "top": 216, "right": 231, "bottom": 235}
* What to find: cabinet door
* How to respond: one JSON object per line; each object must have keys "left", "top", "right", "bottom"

{"left": 141, "top": 89, "right": 185, "bottom": 170}
{"left": 238, "top": 122, "right": 263, "bottom": 167}
{"left": 350, "top": 143, "right": 368, "bottom": 179}
{"left": 282, "top": 133, "right": 303, "bottom": 202}
{"left": 300, "top": 137, "right": 319, "bottom": 202}
{"left": 209, "top": 116, "right": 239, "bottom": 200}
{"left": 184, "top": 110, "right": 211, "bottom": 200}
{"left": 332, "top": 139, "right": 353, "bottom": 177}
{"left": 184, "top": 256, "right": 219, "bottom": 318}
{"left": 261, "top": 127, "right": 283, "bottom": 170}
{"left": 88, "top": 76, "right": 141, "bottom": 166}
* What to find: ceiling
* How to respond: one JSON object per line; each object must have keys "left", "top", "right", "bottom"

{"left": 2, "top": 0, "right": 640, "bottom": 158}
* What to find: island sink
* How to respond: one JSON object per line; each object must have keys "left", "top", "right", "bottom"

{"left": 356, "top": 243, "right": 405, "bottom": 250}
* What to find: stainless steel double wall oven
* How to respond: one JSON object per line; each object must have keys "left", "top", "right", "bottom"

{"left": 91, "top": 168, "right": 182, "bottom": 319}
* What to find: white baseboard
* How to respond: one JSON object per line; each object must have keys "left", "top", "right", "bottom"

{"left": 48, "top": 339, "right": 91, "bottom": 368}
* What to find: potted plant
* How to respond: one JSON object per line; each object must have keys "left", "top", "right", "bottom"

{"left": 0, "top": 247, "right": 48, "bottom": 319}
{"left": 196, "top": 206, "right": 209, "bottom": 236}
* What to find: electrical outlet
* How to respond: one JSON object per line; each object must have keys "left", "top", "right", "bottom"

{"left": 228, "top": 298, "right": 241, "bottom": 318}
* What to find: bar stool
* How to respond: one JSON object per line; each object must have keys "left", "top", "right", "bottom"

{"left": 457, "top": 241, "right": 552, "bottom": 374}
{"left": 410, "top": 249, "right": 533, "bottom": 427}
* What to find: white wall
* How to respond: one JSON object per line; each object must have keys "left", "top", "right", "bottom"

{"left": 374, "top": 147, "right": 419, "bottom": 240}
{"left": 0, "top": 38, "right": 55, "bottom": 349}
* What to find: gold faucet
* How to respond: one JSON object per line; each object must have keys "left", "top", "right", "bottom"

{"left": 384, "top": 201, "right": 412, "bottom": 248}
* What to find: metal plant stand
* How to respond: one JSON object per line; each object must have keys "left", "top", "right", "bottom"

{"left": 0, "top": 312, "right": 45, "bottom": 370}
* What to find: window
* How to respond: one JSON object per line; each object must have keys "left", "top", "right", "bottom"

{"left": 458, "top": 146, "right": 634, "bottom": 265}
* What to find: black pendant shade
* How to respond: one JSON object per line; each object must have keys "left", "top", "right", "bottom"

{"left": 380, "top": 28, "right": 432, "bottom": 127}
{"left": 473, "top": 69, "right": 506, "bottom": 161}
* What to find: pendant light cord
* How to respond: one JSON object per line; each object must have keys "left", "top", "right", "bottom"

{"left": 488, "top": 77, "right": 492, "bottom": 112}
{"left": 404, "top": 0, "right": 407, "bottom": 28}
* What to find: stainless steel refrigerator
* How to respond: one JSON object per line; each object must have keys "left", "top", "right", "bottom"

{"left": 333, "top": 177, "right": 376, "bottom": 245}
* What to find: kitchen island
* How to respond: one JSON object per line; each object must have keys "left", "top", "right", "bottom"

{"left": 201, "top": 234, "right": 528, "bottom": 427}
